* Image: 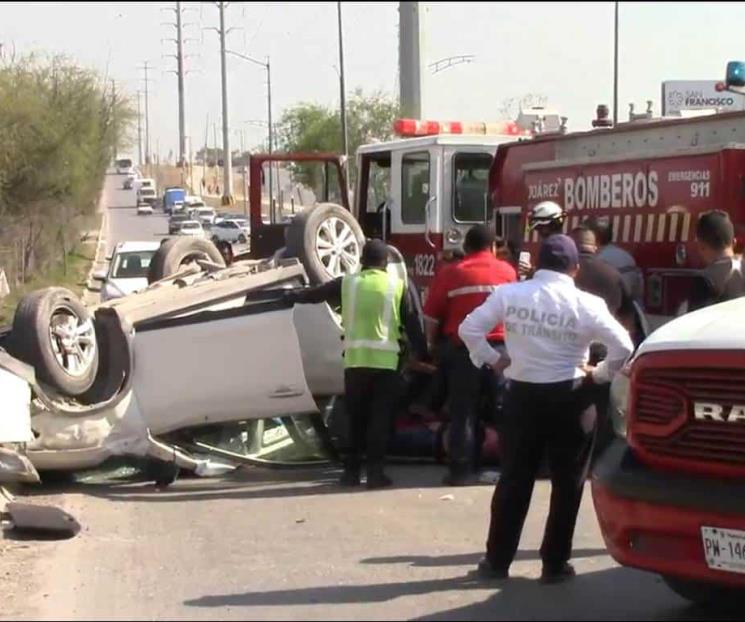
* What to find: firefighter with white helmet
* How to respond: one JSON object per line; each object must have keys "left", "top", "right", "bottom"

{"left": 529, "top": 201, "right": 567, "bottom": 238}
{"left": 519, "top": 201, "right": 568, "bottom": 278}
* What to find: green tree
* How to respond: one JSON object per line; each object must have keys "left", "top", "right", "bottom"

{"left": 0, "top": 53, "right": 136, "bottom": 283}
{"left": 276, "top": 88, "right": 399, "bottom": 189}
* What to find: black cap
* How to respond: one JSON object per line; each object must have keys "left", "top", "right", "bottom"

{"left": 537, "top": 234, "right": 579, "bottom": 273}
{"left": 361, "top": 239, "right": 389, "bottom": 268}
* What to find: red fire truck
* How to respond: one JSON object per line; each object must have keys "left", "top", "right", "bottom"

{"left": 241, "top": 116, "right": 541, "bottom": 300}
{"left": 490, "top": 108, "right": 745, "bottom": 328}
{"left": 245, "top": 104, "right": 745, "bottom": 331}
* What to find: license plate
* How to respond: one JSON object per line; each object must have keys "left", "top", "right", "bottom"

{"left": 701, "top": 526, "right": 745, "bottom": 574}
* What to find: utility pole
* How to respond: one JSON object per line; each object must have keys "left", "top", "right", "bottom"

{"left": 176, "top": 2, "right": 186, "bottom": 166}
{"left": 110, "top": 80, "right": 118, "bottom": 161}
{"left": 267, "top": 57, "right": 274, "bottom": 208}
{"left": 201, "top": 113, "right": 209, "bottom": 194}
{"left": 399, "top": 1, "right": 424, "bottom": 119}
{"left": 337, "top": 2, "right": 348, "bottom": 159}
{"left": 613, "top": 0, "right": 619, "bottom": 125}
{"left": 218, "top": 1, "right": 233, "bottom": 205}
{"left": 139, "top": 61, "right": 152, "bottom": 165}
{"left": 203, "top": 113, "right": 209, "bottom": 166}
{"left": 137, "top": 91, "right": 144, "bottom": 166}
{"left": 162, "top": 2, "right": 189, "bottom": 166}
{"left": 213, "top": 122, "right": 218, "bottom": 164}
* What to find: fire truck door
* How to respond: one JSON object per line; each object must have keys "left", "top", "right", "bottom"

{"left": 495, "top": 206, "right": 524, "bottom": 248}
{"left": 390, "top": 146, "right": 441, "bottom": 279}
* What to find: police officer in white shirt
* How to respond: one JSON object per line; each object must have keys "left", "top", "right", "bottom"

{"left": 458, "top": 234, "right": 633, "bottom": 583}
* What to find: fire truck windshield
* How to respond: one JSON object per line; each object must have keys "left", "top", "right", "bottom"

{"left": 453, "top": 153, "right": 492, "bottom": 223}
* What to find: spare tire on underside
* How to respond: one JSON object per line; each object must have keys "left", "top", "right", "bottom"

{"left": 147, "top": 237, "right": 226, "bottom": 284}
{"left": 9, "top": 287, "right": 98, "bottom": 397}
{"left": 285, "top": 203, "right": 365, "bottom": 285}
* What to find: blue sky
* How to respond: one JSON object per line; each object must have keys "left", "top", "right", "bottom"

{"left": 1, "top": 2, "right": 742, "bottom": 159}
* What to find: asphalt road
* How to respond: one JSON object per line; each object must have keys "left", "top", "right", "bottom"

{"left": 9, "top": 466, "right": 740, "bottom": 622}
{"left": 105, "top": 173, "right": 170, "bottom": 253}
{"left": 2, "top": 174, "right": 740, "bottom": 621}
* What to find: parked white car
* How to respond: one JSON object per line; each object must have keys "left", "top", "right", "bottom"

{"left": 95, "top": 241, "right": 160, "bottom": 302}
{"left": 178, "top": 220, "right": 205, "bottom": 237}
{"left": 210, "top": 219, "right": 249, "bottom": 244}
{"left": 191, "top": 206, "right": 217, "bottom": 225}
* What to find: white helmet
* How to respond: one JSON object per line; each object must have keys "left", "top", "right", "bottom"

{"left": 529, "top": 201, "right": 566, "bottom": 230}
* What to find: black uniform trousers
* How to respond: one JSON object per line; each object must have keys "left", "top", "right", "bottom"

{"left": 443, "top": 340, "right": 506, "bottom": 476}
{"left": 344, "top": 367, "right": 400, "bottom": 473}
{"left": 486, "top": 378, "right": 596, "bottom": 571}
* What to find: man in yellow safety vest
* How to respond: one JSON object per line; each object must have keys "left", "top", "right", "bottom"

{"left": 285, "top": 239, "right": 428, "bottom": 489}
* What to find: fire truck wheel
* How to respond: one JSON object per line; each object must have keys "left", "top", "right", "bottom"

{"left": 147, "top": 238, "right": 225, "bottom": 284}
{"left": 286, "top": 203, "right": 365, "bottom": 284}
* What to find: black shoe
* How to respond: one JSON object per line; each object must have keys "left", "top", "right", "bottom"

{"left": 476, "top": 556, "right": 509, "bottom": 580}
{"left": 366, "top": 473, "right": 393, "bottom": 490}
{"left": 339, "top": 470, "right": 361, "bottom": 487}
{"left": 540, "top": 562, "right": 576, "bottom": 584}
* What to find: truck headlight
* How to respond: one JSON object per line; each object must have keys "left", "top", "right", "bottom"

{"left": 609, "top": 364, "right": 631, "bottom": 439}
{"left": 446, "top": 228, "right": 463, "bottom": 245}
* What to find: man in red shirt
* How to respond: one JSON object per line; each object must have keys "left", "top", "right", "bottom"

{"left": 424, "top": 224, "right": 517, "bottom": 485}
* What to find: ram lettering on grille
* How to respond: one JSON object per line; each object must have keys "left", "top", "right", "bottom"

{"left": 694, "top": 402, "right": 745, "bottom": 423}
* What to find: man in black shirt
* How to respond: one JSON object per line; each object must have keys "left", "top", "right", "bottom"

{"left": 570, "top": 226, "right": 635, "bottom": 326}
{"left": 688, "top": 210, "right": 745, "bottom": 312}
{"left": 570, "top": 225, "right": 636, "bottom": 455}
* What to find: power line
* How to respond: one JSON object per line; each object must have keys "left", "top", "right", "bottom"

{"left": 204, "top": 1, "right": 242, "bottom": 205}
{"left": 138, "top": 61, "right": 154, "bottom": 165}
{"left": 136, "top": 91, "right": 144, "bottom": 166}
{"left": 162, "top": 1, "right": 198, "bottom": 168}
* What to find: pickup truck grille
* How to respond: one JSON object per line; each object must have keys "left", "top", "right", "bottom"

{"left": 631, "top": 355, "right": 745, "bottom": 475}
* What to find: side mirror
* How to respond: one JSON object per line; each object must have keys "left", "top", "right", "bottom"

{"left": 726, "top": 61, "right": 745, "bottom": 88}
{"left": 93, "top": 270, "right": 107, "bottom": 281}
{"left": 105, "top": 254, "right": 113, "bottom": 261}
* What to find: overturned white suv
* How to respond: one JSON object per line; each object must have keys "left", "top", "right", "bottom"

{"left": 0, "top": 225, "right": 420, "bottom": 482}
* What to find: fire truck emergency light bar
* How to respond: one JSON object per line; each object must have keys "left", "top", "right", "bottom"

{"left": 393, "top": 118, "right": 529, "bottom": 137}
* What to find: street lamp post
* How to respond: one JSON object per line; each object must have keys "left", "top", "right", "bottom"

{"left": 613, "top": 0, "right": 619, "bottom": 125}
{"left": 337, "top": 2, "right": 348, "bottom": 160}
{"left": 226, "top": 50, "right": 273, "bottom": 209}
{"left": 218, "top": 1, "right": 233, "bottom": 205}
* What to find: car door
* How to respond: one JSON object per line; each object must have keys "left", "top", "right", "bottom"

{"left": 225, "top": 221, "right": 239, "bottom": 241}
{"left": 131, "top": 303, "right": 320, "bottom": 435}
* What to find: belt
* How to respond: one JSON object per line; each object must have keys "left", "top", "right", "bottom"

{"left": 446, "top": 334, "right": 504, "bottom": 348}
